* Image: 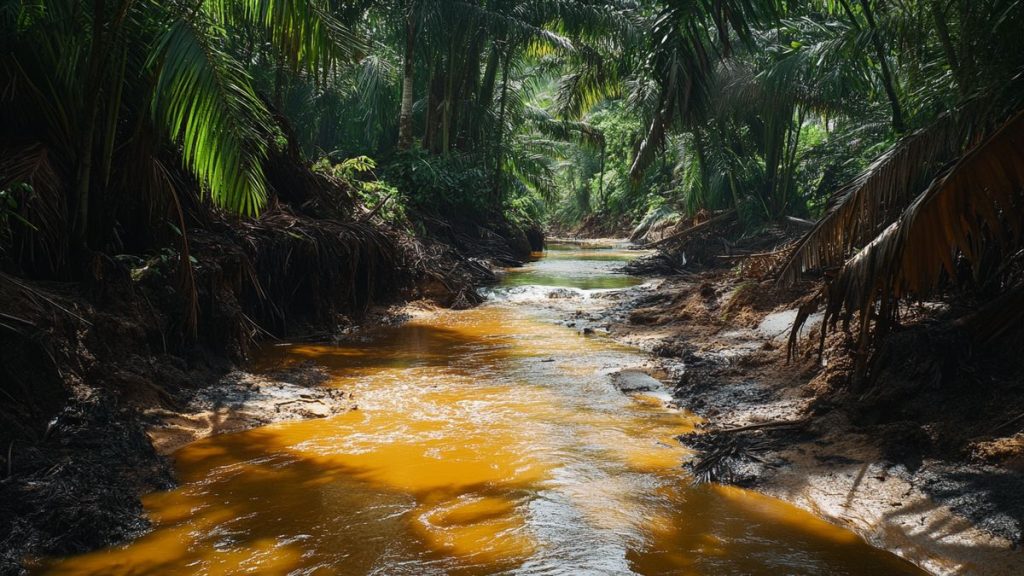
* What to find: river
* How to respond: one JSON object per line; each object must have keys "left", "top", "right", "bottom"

{"left": 37, "top": 242, "right": 922, "bottom": 575}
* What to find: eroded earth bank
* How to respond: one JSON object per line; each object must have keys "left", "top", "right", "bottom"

{"left": 568, "top": 238, "right": 1024, "bottom": 575}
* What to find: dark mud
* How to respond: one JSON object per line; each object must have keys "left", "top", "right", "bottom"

{"left": 144, "top": 362, "right": 357, "bottom": 455}
{"left": 559, "top": 245, "right": 1024, "bottom": 574}
{"left": 1, "top": 391, "right": 173, "bottom": 573}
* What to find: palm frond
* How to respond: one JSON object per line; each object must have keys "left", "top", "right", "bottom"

{"left": 357, "top": 54, "right": 399, "bottom": 143}
{"left": 524, "top": 105, "right": 604, "bottom": 150}
{"left": 206, "top": 0, "right": 365, "bottom": 74}
{"left": 780, "top": 113, "right": 965, "bottom": 283}
{"left": 555, "top": 49, "right": 620, "bottom": 118}
{"left": 0, "top": 143, "right": 67, "bottom": 270}
{"left": 823, "top": 109, "right": 1024, "bottom": 343}
{"left": 151, "top": 19, "right": 272, "bottom": 215}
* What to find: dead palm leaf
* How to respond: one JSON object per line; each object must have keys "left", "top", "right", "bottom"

{"left": 779, "top": 113, "right": 966, "bottom": 284}
{"left": 823, "top": 109, "right": 1024, "bottom": 353}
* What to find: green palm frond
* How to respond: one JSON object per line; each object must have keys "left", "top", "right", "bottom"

{"left": 151, "top": 19, "right": 273, "bottom": 215}
{"left": 555, "top": 47, "right": 620, "bottom": 118}
{"left": 508, "top": 135, "right": 560, "bottom": 202}
{"left": 206, "top": 0, "right": 366, "bottom": 74}
{"left": 357, "top": 53, "right": 400, "bottom": 143}
{"left": 524, "top": 105, "right": 604, "bottom": 150}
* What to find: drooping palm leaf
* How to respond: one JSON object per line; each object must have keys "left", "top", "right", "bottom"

{"left": 779, "top": 112, "right": 966, "bottom": 283}
{"left": 555, "top": 46, "right": 620, "bottom": 118}
{"left": 524, "top": 104, "right": 604, "bottom": 150}
{"left": 822, "top": 109, "right": 1024, "bottom": 341}
{"left": 357, "top": 53, "right": 400, "bottom": 143}
{"left": 151, "top": 19, "right": 273, "bottom": 216}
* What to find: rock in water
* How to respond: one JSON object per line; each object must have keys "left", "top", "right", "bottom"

{"left": 612, "top": 369, "right": 662, "bottom": 393}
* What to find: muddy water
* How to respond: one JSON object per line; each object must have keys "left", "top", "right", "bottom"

{"left": 38, "top": 244, "right": 922, "bottom": 575}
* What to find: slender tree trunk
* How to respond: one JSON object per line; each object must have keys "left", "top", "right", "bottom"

{"left": 73, "top": 0, "right": 111, "bottom": 253}
{"left": 422, "top": 61, "right": 442, "bottom": 152}
{"left": 598, "top": 143, "right": 606, "bottom": 214}
{"left": 764, "top": 113, "right": 784, "bottom": 214}
{"left": 928, "top": 0, "right": 966, "bottom": 97}
{"left": 478, "top": 44, "right": 499, "bottom": 110}
{"left": 477, "top": 44, "right": 500, "bottom": 143}
{"left": 74, "top": 111, "right": 99, "bottom": 251}
{"left": 398, "top": 1, "right": 417, "bottom": 150}
{"left": 453, "top": 31, "right": 482, "bottom": 149}
{"left": 692, "top": 129, "right": 709, "bottom": 211}
{"left": 859, "top": 0, "right": 905, "bottom": 133}
{"left": 492, "top": 43, "right": 512, "bottom": 203}
{"left": 780, "top": 109, "right": 804, "bottom": 217}
{"left": 441, "top": 38, "right": 455, "bottom": 154}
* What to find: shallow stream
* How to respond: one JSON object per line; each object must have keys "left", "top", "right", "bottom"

{"left": 38, "top": 243, "right": 921, "bottom": 575}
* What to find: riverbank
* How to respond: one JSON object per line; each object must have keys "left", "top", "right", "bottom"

{"left": 0, "top": 197, "right": 527, "bottom": 575}
{"left": 564, "top": 243, "right": 1024, "bottom": 575}
{"left": 6, "top": 235, "right": 1020, "bottom": 575}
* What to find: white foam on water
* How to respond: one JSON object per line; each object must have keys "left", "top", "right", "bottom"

{"left": 480, "top": 284, "right": 624, "bottom": 303}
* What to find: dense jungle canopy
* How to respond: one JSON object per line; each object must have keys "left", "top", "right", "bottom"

{"left": 1, "top": 0, "right": 1023, "bottom": 346}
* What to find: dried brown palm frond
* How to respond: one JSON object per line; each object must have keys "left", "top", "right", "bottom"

{"left": 818, "top": 109, "right": 1024, "bottom": 362}
{"left": 779, "top": 113, "right": 967, "bottom": 284}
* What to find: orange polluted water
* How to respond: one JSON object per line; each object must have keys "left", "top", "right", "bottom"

{"left": 37, "top": 246, "right": 922, "bottom": 575}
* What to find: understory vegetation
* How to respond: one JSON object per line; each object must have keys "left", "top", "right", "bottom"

{"left": 2, "top": 0, "right": 1022, "bottom": 350}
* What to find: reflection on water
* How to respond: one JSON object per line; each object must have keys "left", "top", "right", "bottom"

{"left": 500, "top": 246, "right": 644, "bottom": 290}
{"left": 35, "top": 244, "right": 923, "bottom": 575}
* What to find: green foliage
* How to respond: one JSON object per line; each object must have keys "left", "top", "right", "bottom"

{"left": 4, "top": 0, "right": 1020, "bottom": 306}
{"left": 0, "top": 0, "right": 365, "bottom": 272}
{"left": 543, "top": 0, "right": 1024, "bottom": 237}
{"left": 153, "top": 20, "right": 272, "bottom": 216}
{"left": 0, "top": 183, "right": 35, "bottom": 251}
{"left": 382, "top": 149, "right": 495, "bottom": 222}
{"left": 313, "top": 155, "right": 408, "bottom": 225}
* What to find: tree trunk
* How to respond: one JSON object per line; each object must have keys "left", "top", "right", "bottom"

{"left": 422, "top": 62, "right": 442, "bottom": 152}
{"left": 398, "top": 1, "right": 416, "bottom": 150}
{"left": 478, "top": 44, "right": 499, "bottom": 110}
{"left": 72, "top": 0, "right": 111, "bottom": 253}
{"left": 453, "top": 31, "right": 483, "bottom": 149}
{"left": 492, "top": 43, "right": 512, "bottom": 203}
{"left": 779, "top": 109, "right": 804, "bottom": 217}
{"left": 859, "top": 0, "right": 905, "bottom": 133}
{"left": 928, "top": 0, "right": 966, "bottom": 97}
{"left": 441, "top": 37, "right": 455, "bottom": 154}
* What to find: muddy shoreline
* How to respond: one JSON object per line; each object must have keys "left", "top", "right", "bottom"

{"left": 0, "top": 208, "right": 522, "bottom": 576}
{"left": 561, "top": 263, "right": 1024, "bottom": 575}
{"left": 5, "top": 237, "right": 1021, "bottom": 575}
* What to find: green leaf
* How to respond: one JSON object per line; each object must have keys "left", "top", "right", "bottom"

{"left": 151, "top": 20, "right": 272, "bottom": 216}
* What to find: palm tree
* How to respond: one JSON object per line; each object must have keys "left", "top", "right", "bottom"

{"left": 628, "top": 0, "right": 780, "bottom": 181}
{"left": 398, "top": 0, "right": 419, "bottom": 149}
{"left": 0, "top": 0, "right": 362, "bottom": 273}
{"left": 781, "top": 0, "right": 1024, "bottom": 359}
{"left": 352, "top": 0, "right": 633, "bottom": 218}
